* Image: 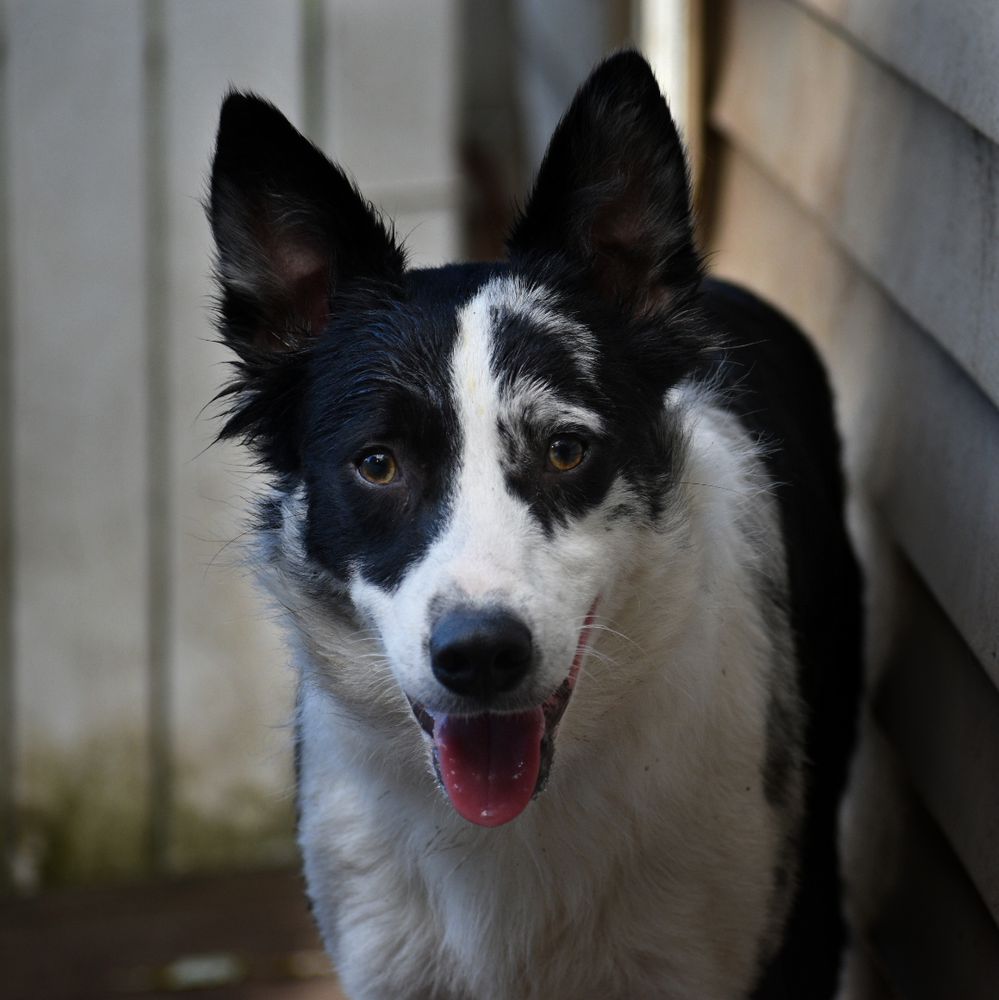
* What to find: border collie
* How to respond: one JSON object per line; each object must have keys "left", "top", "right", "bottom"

{"left": 208, "top": 52, "right": 861, "bottom": 1000}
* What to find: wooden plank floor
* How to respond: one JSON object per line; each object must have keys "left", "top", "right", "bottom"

{"left": 0, "top": 869, "right": 347, "bottom": 999}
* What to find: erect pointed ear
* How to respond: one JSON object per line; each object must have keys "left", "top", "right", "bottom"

{"left": 507, "top": 52, "right": 700, "bottom": 315}
{"left": 209, "top": 92, "right": 404, "bottom": 356}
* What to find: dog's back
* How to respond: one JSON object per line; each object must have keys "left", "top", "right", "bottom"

{"left": 703, "top": 279, "right": 863, "bottom": 996}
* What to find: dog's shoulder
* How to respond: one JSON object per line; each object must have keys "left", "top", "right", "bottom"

{"left": 697, "top": 280, "right": 863, "bottom": 998}
{"left": 699, "top": 278, "right": 843, "bottom": 501}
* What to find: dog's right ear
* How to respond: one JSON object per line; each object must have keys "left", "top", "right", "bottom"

{"left": 209, "top": 92, "right": 404, "bottom": 357}
{"left": 507, "top": 52, "right": 699, "bottom": 318}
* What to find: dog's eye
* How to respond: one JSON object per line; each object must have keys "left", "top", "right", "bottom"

{"left": 547, "top": 435, "right": 586, "bottom": 472}
{"left": 357, "top": 451, "right": 398, "bottom": 485}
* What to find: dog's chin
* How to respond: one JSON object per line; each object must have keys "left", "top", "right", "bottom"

{"left": 406, "top": 602, "right": 598, "bottom": 829}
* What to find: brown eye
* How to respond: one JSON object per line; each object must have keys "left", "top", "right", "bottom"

{"left": 548, "top": 435, "right": 586, "bottom": 472}
{"left": 357, "top": 451, "right": 398, "bottom": 485}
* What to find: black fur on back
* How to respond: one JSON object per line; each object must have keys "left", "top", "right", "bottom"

{"left": 702, "top": 280, "right": 863, "bottom": 998}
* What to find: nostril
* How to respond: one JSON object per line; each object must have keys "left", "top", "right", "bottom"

{"left": 430, "top": 607, "right": 533, "bottom": 700}
{"left": 493, "top": 641, "right": 531, "bottom": 684}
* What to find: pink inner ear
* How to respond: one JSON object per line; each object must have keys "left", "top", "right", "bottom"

{"left": 591, "top": 193, "right": 674, "bottom": 316}
{"left": 274, "top": 240, "right": 332, "bottom": 340}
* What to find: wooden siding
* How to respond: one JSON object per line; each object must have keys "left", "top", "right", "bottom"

{"left": 704, "top": 0, "right": 999, "bottom": 991}
{"left": 796, "top": 0, "right": 999, "bottom": 146}
{"left": 713, "top": 0, "right": 999, "bottom": 414}
{"left": 0, "top": 0, "right": 459, "bottom": 890}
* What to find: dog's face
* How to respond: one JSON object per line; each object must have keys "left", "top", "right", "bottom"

{"left": 210, "top": 53, "right": 707, "bottom": 827}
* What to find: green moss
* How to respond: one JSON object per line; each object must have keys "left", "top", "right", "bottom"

{"left": 14, "top": 734, "right": 149, "bottom": 890}
{"left": 8, "top": 738, "right": 297, "bottom": 893}
{"left": 169, "top": 783, "right": 296, "bottom": 874}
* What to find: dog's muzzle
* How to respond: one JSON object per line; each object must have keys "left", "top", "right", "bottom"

{"left": 408, "top": 599, "right": 598, "bottom": 828}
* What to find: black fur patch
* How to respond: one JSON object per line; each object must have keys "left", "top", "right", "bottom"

{"left": 209, "top": 90, "right": 405, "bottom": 474}
{"left": 502, "top": 51, "right": 720, "bottom": 529}
{"left": 300, "top": 267, "right": 495, "bottom": 590}
{"left": 486, "top": 287, "right": 697, "bottom": 534}
{"left": 701, "top": 280, "right": 863, "bottom": 999}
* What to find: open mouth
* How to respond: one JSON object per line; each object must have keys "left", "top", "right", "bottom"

{"left": 409, "top": 601, "right": 598, "bottom": 828}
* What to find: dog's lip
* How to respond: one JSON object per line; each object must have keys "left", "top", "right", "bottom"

{"left": 410, "top": 698, "right": 436, "bottom": 736}
{"left": 407, "top": 672, "right": 572, "bottom": 739}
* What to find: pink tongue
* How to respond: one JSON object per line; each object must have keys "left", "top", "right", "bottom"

{"left": 434, "top": 709, "right": 545, "bottom": 827}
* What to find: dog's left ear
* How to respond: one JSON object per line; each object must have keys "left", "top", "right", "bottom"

{"left": 508, "top": 52, "right": 699, "bottom": 315}
{"left": 207, "top": 93, "right": 406, "bottom": 473}
{"left": 209, "top": 92, "right": 404, "bottom": 357}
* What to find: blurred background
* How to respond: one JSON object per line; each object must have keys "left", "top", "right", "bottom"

{"left": 1, "top": 1, "right": 997, "bottom": 997}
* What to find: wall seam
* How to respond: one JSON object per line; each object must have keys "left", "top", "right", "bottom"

{"left": 143, "top": 0, "right": 172, "bottom": 877}
{"left": 0, "top": 0, "right": 14, "bottom": 894}
{"left": 302, "top": 0, "right": 327, "bottom": 144}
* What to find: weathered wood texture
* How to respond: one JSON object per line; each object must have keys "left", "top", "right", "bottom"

{"left": 159, "top": 0, "right": 306, "bottom": 877}
{"left": 1, "top": 0, "right": 459, "bottom": 890}
{"left": 708, "top": 146, "right": 999, "bottom": 691}
{"left": 793, "top": 0, "right": 999, "bottom": 145}
{"left": 713, "top": 0, "right": 999, "bottom": 411}
{"left": 0, "top": 0, "right": 15, "bottom": 891}
{"left": 706, "top": 0, "right": 999, "bottom": 986}
{"left": 318, "top": 0, "right": 460, "bottom": 266}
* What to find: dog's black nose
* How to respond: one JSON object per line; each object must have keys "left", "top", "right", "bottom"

{"left": 430, "top": 608, "right": 533, "bottom": 700}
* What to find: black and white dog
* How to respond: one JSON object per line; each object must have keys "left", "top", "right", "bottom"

{"left": 208, "top": 52, "right": 861, "bottom": 1000}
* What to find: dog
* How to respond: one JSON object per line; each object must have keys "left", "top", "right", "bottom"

{"left": 207, "top": 51, "right": 861, "bottom": 1000}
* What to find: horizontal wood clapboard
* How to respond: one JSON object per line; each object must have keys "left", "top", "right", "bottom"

{"left": 705, "top": 0, "right": 999, "bottom": 993}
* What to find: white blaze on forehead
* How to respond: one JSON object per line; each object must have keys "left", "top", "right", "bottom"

{"left": 440, "top": 278, "right": 539, "bottom": 600}
{"left": 450, "top": 279, "right": 607, "bottom": 505}
{"left": 451, "top": 279, "right": 512, "bottom": 500}
{"left": 452, "top": 279, "right": 505, "bottom": 424}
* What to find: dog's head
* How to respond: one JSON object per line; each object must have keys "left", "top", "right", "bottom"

{"left": 209, "top": 52, "right": 709, "bottom": 827}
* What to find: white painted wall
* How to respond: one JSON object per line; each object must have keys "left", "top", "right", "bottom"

{"left": 0, "top": 0, "right": 459, "bottom": 890}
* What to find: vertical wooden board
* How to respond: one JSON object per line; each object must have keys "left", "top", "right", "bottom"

{"left": 6, "top": 0, "right": 150, "bottom": 885}
{"left": 161, "top": 0, "right": 302, "bottom": 872}
{"left": 320, "top": 0, "right": 457, "bottom": 191}
{"left": 318, "top": 0, "right": 461, "bottom": 262}
{"left": 0, "top": 0, "right": 14, "bottom": 891}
